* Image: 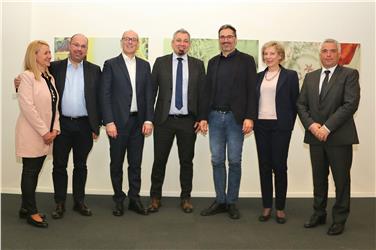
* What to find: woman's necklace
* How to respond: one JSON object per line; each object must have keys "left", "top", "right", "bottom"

{"left": 264, "top": 68, "right": 281, "bottom": 81}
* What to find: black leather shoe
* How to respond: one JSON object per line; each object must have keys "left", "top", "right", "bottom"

{"left": 327, "top": 223, "right": 345, "bottom": 235}
{"left": 27, "top": 215, "right": 48, "bottom": 228}
{"left": 51, "top": 203, "right": 65, "bottom": 219}
{"left": 304, "top": 214, "right": 326, "bottom": 228}
{"left": 228, "top": 204, "right": 240, "bottom": 220}
{"left": 73, "top": 202, "right": 92, "bottom": 216}
{"left": 200, "top": 201, "right": 227, "bottom": 216}
{"left": 128, "top": 199, "right": 148, "bottom": 215}
{"left": 113, "top": 202, "right": 124, "bottom": 216}
{"left": 19, "top": 208, "right": 46, "bottom": 220}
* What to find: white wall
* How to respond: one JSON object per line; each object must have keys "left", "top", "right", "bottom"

{"left": 1, "top": 1, "right": 375, "bottom": 198}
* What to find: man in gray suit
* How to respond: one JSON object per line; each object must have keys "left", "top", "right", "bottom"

{"left": 148, "top": 29, "right": 206, "bottom": 213}
{"left": 297, "top": 38, "right": 360, "bottom": 235}
{"left": 101, "top": 30, "right": 154, "bottom": 216}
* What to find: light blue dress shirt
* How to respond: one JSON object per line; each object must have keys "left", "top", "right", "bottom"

{"left": 169, "top": 53, "right": 189, "bottom": 115}
{"left": 61, "top": 59, "right": 88, "bottom": 117}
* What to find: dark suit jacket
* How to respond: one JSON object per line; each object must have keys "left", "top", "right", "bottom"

{"left": 256, "top": 66, "right": 300, "bottom": 131}
{"left": 297, "top": 65, "right": 360, "bottom": 145}
{"left": 49, "top": 59, "right": 101, "bottom": 135}
{"left": 101, "top": 54, "right": 153, "bottom": 130}
{"left": 203, "top": 50, "right": 257, "bottom": 124}
{"left": 152, "top": 54, "right": 206, "bottom": 125}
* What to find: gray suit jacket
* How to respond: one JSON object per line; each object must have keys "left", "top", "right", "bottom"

{"left": 297, "top": 65, "right": 360, "bottom": 145}
{"left": 152, "top": 54, "right": 206, "bottom": 125}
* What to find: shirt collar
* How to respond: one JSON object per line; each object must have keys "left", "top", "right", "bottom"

{"left": 122, "top": 52, "right": 136, "bottom": 63}
{"left": 68, "top": 57, "right": 83, "bottom": 68}
{"left": 220, "top": 49, "right": 238, "bottom": 58}
{"left": 173, "top": 53, "right": 188, "bottom": 61}
{"left": 321, "top": 65, "right": 337, "bottom": 75}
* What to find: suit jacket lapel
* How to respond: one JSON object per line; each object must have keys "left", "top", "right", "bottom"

{"left": 116, "top": 54, "right": 131, "bottom": 84}
{"left": 166, "top": 54, "right": 173, "bottom": 91}
{"left": 187, "top": 56, "right": 194, "bottom": 101}
{"left": 276, "top": 67, "right": 287, "bottom": 94}
{"left": 83, "top": 60, "right": 90, "bottom": 102}
{"left": 321, "top": 66, "right": 341, "bottom": 101}
{"left": 135, "top": 57, "right": 142, "bottom": 98}
{"left": 312, "top": 70, "right": 321, "bottom": 105}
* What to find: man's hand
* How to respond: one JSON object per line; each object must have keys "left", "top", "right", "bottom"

{"left": 309, "top": 122, "right": 328, "bottom": 141}
{"left": 142, "top": 123, "right": 153, "bottom": 137}
{"left": 198, "top": 120, "right": 208, "bottom": 135}
{"left": 106, "top": 122, "right": 118, "bottom": 138}
{"left": 242, "top": 119, "right": 254, "bottom": 135}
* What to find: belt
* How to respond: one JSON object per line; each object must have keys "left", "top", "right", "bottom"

{"left": 129, "top": 112, "right": 138, "bottom": 116}
{"left": 62, "top": 115, "right": 88, "bottom": 121}
{"left": 168, "top": 114, "right": 190, "bottom": 119}
{"left": 212, "top": 106, "right": 231, "bottom": 112}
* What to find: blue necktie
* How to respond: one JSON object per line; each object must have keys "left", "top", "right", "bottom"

{"left": 175, "top": 57, "right": 183, "bottom": 110}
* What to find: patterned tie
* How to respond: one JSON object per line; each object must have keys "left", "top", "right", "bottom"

{"left": 175, "top": 57, "right": 183, "bottom": 110}
{"left": 320, "top": 70, "right": 330, "bottom": 101}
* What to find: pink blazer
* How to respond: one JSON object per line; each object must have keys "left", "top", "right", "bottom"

{"left": 15, "top": 71, "right": 60, "bottom": 157}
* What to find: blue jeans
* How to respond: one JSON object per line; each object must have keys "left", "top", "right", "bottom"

{"left": 208, "top": 111, "right": 244, "bottom": 204}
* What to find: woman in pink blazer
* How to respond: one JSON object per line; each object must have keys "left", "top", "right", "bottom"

{"left": 16, "top": 40, "right": 60, "bottom": 228}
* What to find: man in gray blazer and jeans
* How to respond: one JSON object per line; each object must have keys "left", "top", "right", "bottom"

{"left": 148, "top": 29, "right": 206, "bottom": 213}
{"left": 297, "top": 38, "right": 360, "bottom": 236}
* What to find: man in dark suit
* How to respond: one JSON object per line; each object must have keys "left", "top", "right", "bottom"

{"left": 147, "top": 29, "right": 206, "bottom": 214}
{"left": 15, "top": 34, "right": 101, "bottom": 219}
{"left": 297, "top": 38, "right": 360, "bottom": 235}
{"left": 199, "top": 24, "right": 257, "bottom": 219}
{"left": 101, "top": 30, "right": 154, "bottom": 216}
{"left": 50, "top": 34, "right": 102, "bottom": 219}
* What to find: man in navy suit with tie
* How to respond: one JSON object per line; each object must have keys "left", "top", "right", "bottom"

{"left": 297, "top": 39, "right": 360, "bottom": 235}
{"left": 101, "top": 30, "right": 154, "bottom": 216}
{"left": 147, "top": 29, "right": 206, "bottom": 213}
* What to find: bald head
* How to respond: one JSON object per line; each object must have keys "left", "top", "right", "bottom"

{"left": 121, "top": 30, "right": 139, "bottom": 57}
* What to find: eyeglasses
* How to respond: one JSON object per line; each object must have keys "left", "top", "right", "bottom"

{"left": 219, "top": 35, "right": 235, "bottom": 40}
{"left": 122, "top": 37, "right": 138, "bottom": 42}
{"left": 71, "top": 43, "right": 87, "bottom": 49}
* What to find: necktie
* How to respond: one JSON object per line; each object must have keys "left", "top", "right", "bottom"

{"left": 175, "top": 57, "right": 183, "bottom": 110}
{"left": 320, "top": 70, "right": 330, "bottom": 101}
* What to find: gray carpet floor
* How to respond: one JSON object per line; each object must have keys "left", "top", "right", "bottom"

{"left": 1, "top": 193, "right": 375, "bottom": 250}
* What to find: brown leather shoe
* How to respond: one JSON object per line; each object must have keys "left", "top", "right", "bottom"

{"left": 148, "top": 197, "right": 161, "bottom": 213}
{"left": 181, "top": 199, "right": 193, "bottom": 213}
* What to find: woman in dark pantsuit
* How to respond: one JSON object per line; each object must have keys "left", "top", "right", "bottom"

{"left": 254, "top": 41, "right": 299, "bottom": 224}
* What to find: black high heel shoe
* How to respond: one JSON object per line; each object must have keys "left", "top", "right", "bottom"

{"left": 276, "top": 210, "right": 287, "bottom": 224}
{"left": 27, "top": 215, "right": 48, "bottom": 228}
{"left": 258, "top": 209, "right": 272, "bottom": 222}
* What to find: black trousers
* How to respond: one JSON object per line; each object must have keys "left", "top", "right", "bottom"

{"left": 254, "top": 120, "right": 292, "bottom": 210}
{"left": 109, "top": 115, "right": 144, "bottom": 203}
{"left": 150, "top": 115, "right": 196, "bottom": 199}
{"left": 52, "top": 116, "right": 93, "bottom": 204}
{"left": 309, "top": 144, "right": 353, "bottom": 224}
{"left": 21, "top": 156, "right": 47, "bottom": 215}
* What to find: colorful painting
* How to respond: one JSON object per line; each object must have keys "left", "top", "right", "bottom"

{"left": 163, "top": 38, "right": 259, "bottom": 69}
{"left": 279, "top": 41, "right": 360, "bottom": 85}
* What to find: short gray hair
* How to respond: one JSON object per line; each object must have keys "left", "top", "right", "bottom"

{"left": 320, "top": 38, "right": 341, "bottom": 53}
{"left": 173, "top": 29, "right": 190, "bottom": 41}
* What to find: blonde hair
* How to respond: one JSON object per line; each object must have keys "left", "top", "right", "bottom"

{"left": 23, "top": 40, "right": 51, "bottom": 81}
{"left": 262, "top": 41, "right": 285, "bottom": 63}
